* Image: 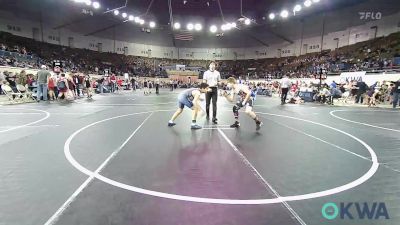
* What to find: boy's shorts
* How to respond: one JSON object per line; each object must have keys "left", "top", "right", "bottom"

{"left": 237, "top": 97, "right": 254, "bottom": 108}
{"left": 178, "top": 94, "right": 193, "bottom": 109}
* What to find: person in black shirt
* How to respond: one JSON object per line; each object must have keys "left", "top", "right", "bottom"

{"left": 355, "top": 81, "right": 368, "bottom": 104}
{"left": 84, "top": 75, "right": 93, "bottom": 99}
{"left": 5, "top": 73, "right": 19, "bottom": 99}
{"left": 98, "top": 77, "right": 104, "bottom": 93}
{"left": 73, "top": 74, "right": 81, "bottom": 97}
{"left": 5, "top": 73, "right": 17, "bottom": 89}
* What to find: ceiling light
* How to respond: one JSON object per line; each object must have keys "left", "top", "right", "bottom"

{"left": 84, "top": 0, "right": 92, "bottom": 6}
{"left": 269, "top": 13, "right": 275, "bottom": 20}
{"left": 244, "top": 18, "right": 251, "bottom": 25}
{"left": 174, "top": 22, "right": 181, "bottom": 29}
{"left": 210, "top": 25, "right": 217, "bottom": 33}
{"left": 294, "top": 4, "right": 302, "bottom": 12}
{"left": 149, "top": 21, "right": 156, "bottom": 28}
{"left": 122, "top": 12, "right": 127, "bottom": 18}
{"left": 128, "top": 15, "right": 134, "bottom": 21}
{"left": 92, "top": 1, "right": 100, "bottom": 9}
{"left": 139, "top": 19, "right": 145, "bottom": 25}
{"left": 194, "top": 23, "right": 202, "bottom": 31}
{"left": 312, "top": 0, "right": 320, "bottom": 2}
{"left": 113, "top": 10, "right": 119, "bottom": 16}
{"left": 134, "top": 17, "right": 140, "bottom": 23}
{"left": 187, "top": 23, "right": 194, "bottom": 30}
{"left": 221, "top": 24, "right": 227, "bottom": 31}
{"left": 280, "top": 10, "right": 289, "bottom": 18}
{"left": 304, "top": 0, "right": 312, "bottom": 7}
{"left": 230, "top": 22, "right": 237, "bottom": 28}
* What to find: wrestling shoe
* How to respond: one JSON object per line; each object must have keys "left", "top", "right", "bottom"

{"left": 256, "top": 121, "right": 263, "bottom": 131}
{"left": 212, "top": 118, "right": 218, "bottom": 124}
{"left": 168, "top": 121, "right": 176, "bottom": 127}
{"left": 191, "top": 124, "right": 202, "bottom": 130}
{"left": 230, "top": 121, "right": 240, "bottom": 128}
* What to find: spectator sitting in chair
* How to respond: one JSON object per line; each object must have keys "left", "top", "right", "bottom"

{"left": 16, "top": 70, "right": 27, "bottom": 87}
{"left": 5, "top": 72, "right": 19, "bottom": 99}
{"left": 316, "top": 84, "right": 331, "bottom": 104}
{"left": 5, "top": 73, "right": 17, "bottom": 91}
{"left": 288, "top": 90, "right": 304, "bottom": 104}
{"left": 26, "top": 74, "right": 35, "bottom": 87}
{"left": 329, "top": 86, "right": 342, "bottom": 105}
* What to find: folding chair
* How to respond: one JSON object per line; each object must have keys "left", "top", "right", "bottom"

{"left": 26, "top": 84, "right": 37, "bottom": 100}
{"left": 1, "top": 84, "right": 24, "bottom": 104}
{"left": 336, "top": 91, "right": 350, "bottom": 104}
{"left": 16, "top": 84, "right": 35, "bottom": 102}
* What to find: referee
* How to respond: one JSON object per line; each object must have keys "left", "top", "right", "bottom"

{"left": 203, "top": 62, "right": 221, "bottom": 124}
{"left": 280, "top": 75, "right": 292, "bottom": 105}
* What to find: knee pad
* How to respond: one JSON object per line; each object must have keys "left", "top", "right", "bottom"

{"left": 233, "top": 105, "right": 239, "bottom": 117}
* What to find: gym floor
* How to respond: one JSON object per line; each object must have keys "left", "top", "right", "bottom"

{"left": 0, "top": 89, "right": 399, "bottom": 225}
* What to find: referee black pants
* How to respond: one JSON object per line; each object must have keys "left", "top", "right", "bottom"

{"left": 206, "top": 87, "right": 218, "bottom": 118}
{"left": 281, "top": 88, "right": 289, "bottom": 104}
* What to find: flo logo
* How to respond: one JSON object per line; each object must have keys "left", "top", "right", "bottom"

{"left": 359, "top": 12, "right": 382, "bottom": 20}
{"left": 321, "top": 202, "right": 389, "bottom": 220}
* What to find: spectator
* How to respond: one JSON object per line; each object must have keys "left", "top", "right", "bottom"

{"left": 170, "top": 79, "right": 174, "bottom": 91}
{"left": 98, "top": 76, "right": 105, "bottom": 93}
{"left": 0, "top": 71, "right": 5, "bottom": 94}
{"left": 5, "top": 72, "right": 17, "bottom": 89}
{"left": 57, "top": 73, "right": 69, "bottom": 100}
{"left": 67, "top": 74, "right": 76, "bottom": 99}
{"left": 110, "top": 73, "right": 116, "bottom": 93}
{"left": 36, "top": 65, "right": 51, "bottom": 102}
{"left": 155, "top": 77, "right": 160, "bottom": 94}
{"left": 72, "top": 74, "right": 81, "bottom": 97}
{"left": 355, "top": 81, "right": 368, "bottom": 104}
{"left": 4, "top": 72, "right": 19, "bottom": 98}
{"left": 124, "top": 73, "right": 129, "bottom": 84}
{"left": 130, "top": 77, "right": 136, "bottom": 91}
{"left": 83, "top": 74, "right": 93, "bottom": 99}
{"left": 48, "top": 75, "right": 56, "bottom": 101}
{"left": 330, "top": 80, "right": 337, "bottom": 89}
{"left": 16, "top": 70, "right": 27, "bottom": 86}
{"left": 316, "top": 84, "right": 331, "bottom": 104}
{"left": 26, "top": 74, "right": 35, "bottom": 86}
{"left": 392, "top": 79, "right": 400, "bottom": 109}
{"left": 329, "top": 86, "right": 342, "bottom": 105}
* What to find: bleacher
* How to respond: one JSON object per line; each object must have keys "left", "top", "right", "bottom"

{"left": 0, "top": 30, "right": 399, "bottom": 80}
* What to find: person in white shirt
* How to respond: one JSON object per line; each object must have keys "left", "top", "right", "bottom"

{"left": 280, "top": 75, "right": 292, "bottom": 105}
{"left": 124, "top": 73, "right": 129, "bottom": 84}
{"left": 169, "top": 79, "right": 174, "bottom": 91}
{"left": 203, "top": 62, "right": 221, "bottom": 124}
